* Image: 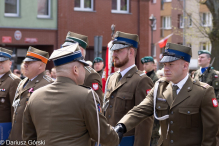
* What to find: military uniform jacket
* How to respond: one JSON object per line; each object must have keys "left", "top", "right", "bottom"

{"left": 22, "top": 76, "right": 119, "bottom": 146}
{"left": 84, "top": 66, "right": 103, "bottom": 105}
{"left": 148, "top": 70, "right": 159, "bottom": 84}
{"left": 97, "top": 69, "right": 104, "bottom": 78}
{"left": 9, "top": 72, "right": 53, "bottom": 143}
{"left": 105, "top": 66, "right": 154, "bottom": 146}
{"left": 0, "top": 71, "right": 20, "bottom": 123}
{"left": 119, "top": 77, "right": 219, "bottom": 146}
{"left": 193, "top": 68, "right": 219, "bottom": 99}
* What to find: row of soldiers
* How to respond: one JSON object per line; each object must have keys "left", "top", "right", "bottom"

{"left": 0, "top": 30, "right": 219, "bottom": 146}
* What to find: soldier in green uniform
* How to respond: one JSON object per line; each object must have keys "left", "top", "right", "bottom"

{"left": 141, "top": 56, "right": 159, "bottom": 83}
{"left": 141, "top": 56, "right": 159, "bottom": 146}
{"left": 9, "top": 47, "right": 53, "bottom": 145}
{"left": 192, "top": 50, "right": 219, "bottom": 102}
{"left": 114, "top": 43, "right": 219, "bottom": 146}
{"left": 93, "top": 57, "right": 104, "bottom": 77}
{"left": 0, "top": 48, "right": 21, "bottom": 145}
{"left": 22, "top": 44, "right": 119, "bottom": 146}
{"left": 62, "top": 32, "right": 103, "bottom": 105}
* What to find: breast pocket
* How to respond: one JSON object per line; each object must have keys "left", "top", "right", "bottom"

{"left": 179, "top": 107, "right": 200, "bottom": 128}
{"left": 155, "top": 100, "right": 169, "bottom": 117}
{"left": 115, "top": 92, "right": 134, "bottom": 113}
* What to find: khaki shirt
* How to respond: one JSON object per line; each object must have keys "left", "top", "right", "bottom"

{"left": 84, "top": 66, "right": 103, "bottom": 105}
{"left": 9, "top": 72, "right": 53, "bottom": 144}
{"left": 193, "top": 68, "right": 219, "bottom": 100}
{"left": 0, "top": 71, "right": 20, "bottom": 123}
{"left": 105, "top": 66, "right": 154, "bottom": 146}
{"left": 119, "top": 77, "right": 219, "bottom": 146}
{"left": 22, "top": 76, "right": 119, "bottom": 146}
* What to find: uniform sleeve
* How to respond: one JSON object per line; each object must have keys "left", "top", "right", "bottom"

{"left": 85, "top": 73, "right": 103, "bottom": 106}
{"left": 84, "top": 91, "right": 119, "bottom": 146}
{"left": 201, "top": 86, "right": 219, "bottom": 145}
{"left": 22, "top": 101, "right": 37, "bottom": 146}
{"left": 133, "top": 77, "right": 154, "bottom": 146}
{"left": 119, "top": 86, "right": 154, "bottom": 134}
{"left": 9, "top": 78, "right": 21, "bottom": 119}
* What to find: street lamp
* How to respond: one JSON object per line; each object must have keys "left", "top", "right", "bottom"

{"left": 149, "top": 14, "right": 156, "bottom": 56}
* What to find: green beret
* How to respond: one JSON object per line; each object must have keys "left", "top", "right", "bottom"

{"left": 198, "top": 50, "right": 211, "bottom": 55}
{"left": 93, "top": 57, "right": 103, "bottom": 64}
{"left": 141, "top": 56, "right": 154, "bottom": 64}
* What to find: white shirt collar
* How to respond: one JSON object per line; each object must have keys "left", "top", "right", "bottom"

{"left": 119, "top": 64, "right": 136, "bottom": 78}
{"left": 30, "top": 75, "right": 38, "bottom": 81}
{"left": 171, "top": 73, "right": 189, "bottom": 94}
{"left": 0, "top": 74, "right": 5, "bottom": 79}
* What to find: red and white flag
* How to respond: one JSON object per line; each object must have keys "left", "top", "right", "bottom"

{"left": 158, "top": 33, "right": 173, "bottom": 48}
{"left": 102, "top": 41, "right": 115, "bottom": 93}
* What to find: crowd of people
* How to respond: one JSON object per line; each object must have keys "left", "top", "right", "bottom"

{"left": 0, "top": 30, "right": 219, "bottom": 146}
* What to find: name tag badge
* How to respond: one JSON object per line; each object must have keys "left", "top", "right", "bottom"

{"left": 157, "top": 98, "right": 166, "bottom": 102}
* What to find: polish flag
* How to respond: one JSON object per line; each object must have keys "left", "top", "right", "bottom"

{"left": 102, "top": 41, "right": 115, "bottom": 93}
{"left": 158, "top": 33, "right": 173, "bottom": 48}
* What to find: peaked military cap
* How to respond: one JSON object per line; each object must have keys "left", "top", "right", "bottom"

{"left": 50, "top": 43, "right": 89, "bottom": 67}
{"left": 111, "top": 31, "right": 139, "bottom": 51}
{"left": 93, "top": 57, "right": 103, "bottom": 64}
{"left": 62, "top": 31, "right": 88, "bottom": 50}
{"left": 160, "top": 43, "right": 192, "bottom": 63}
{"left": 0, "top": 47, "right": 13, "bottom": 61}
{"left": 141, "top": 56, "right": 154, "bottom": 64}
{"left": 24, "top": 46, "right": 49, "bottom": 64}
{"left": 198, "top": 50, "right": 211, "bottom": 55}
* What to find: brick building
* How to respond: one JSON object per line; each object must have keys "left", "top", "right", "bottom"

{"left": 58, "top": 0, "right": 161, "bottom": 70}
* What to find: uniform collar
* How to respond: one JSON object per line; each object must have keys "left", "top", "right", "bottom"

{"left": 56, "top": 76, "right": 76, "bottom": 85}
{"left": 200, "top": 67, "right": 208, "bottom": 74}
{"left": 119, "top": 64, "right": 136, "bottom": 78}
{"left": 146, "top": 70, "right": 154, "bottom": 77}
{"left": 171, "top": 73, "right": 189, "bottom": 91}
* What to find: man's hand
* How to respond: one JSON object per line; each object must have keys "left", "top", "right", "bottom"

{"left": 114, "top": 124, "right": 127, "bottom": 143}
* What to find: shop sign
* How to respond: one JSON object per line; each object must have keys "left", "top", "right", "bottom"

{"left": 2, "top": 36, "right": 12, "bottom": 43}
{"left": 25, "top": 38, "right": 38, "bottom": 43}
{"left": 14, "top": 30, "right": 22, "bottom": 40}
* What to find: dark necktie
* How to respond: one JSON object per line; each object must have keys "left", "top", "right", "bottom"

{"left": 172, "top": 85, "right": 179, "bottom": 100}
{"left": 23, "top": 79, "right": 30, "bottom": 88}
{"left": 116, "top": 72, "right": 122, "bottom": 86}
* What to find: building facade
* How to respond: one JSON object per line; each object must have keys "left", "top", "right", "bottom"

{"left": 58, "top": 0, "right": 161, "bottom": 70}
{"left": 0, "top": 0, "right": 57, "bottom": 70}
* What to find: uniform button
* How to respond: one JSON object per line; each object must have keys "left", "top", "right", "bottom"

{"left": 15, "top": 112, "right": 17, "bottom": 115}
{"left": 158, "top": 106, "right": 161, "bottom": 109}
{"left": 188, "top": 111, "right": 190, "bottom": 114}
{"left": 170, "top": 121, "right": 173, "bottom": 124}
{"left": 170, "top": 130, "right": 173, "bottom": 134}
{"left": 171, "top": 111, "right": 173, "bottom": 114}
{"left": 108, "top": 115, "right": 111, "bottom": 118}
{"left": 171, "top": 140, "right": 173, "bottom": 143}
{"left": 110, "top": 105, "right": 113, "bottom": 108}
{"left": 14, "top": 121, "right": 16, "bottom": 123}
{"left": 111, "top": 96, "right": 114, "bottom": 99}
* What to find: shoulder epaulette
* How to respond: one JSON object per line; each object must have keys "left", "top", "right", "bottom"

{"left": 9, "top": 73, "right": 19, "bottom": 80}
{"left": 85, "top": 66, "right": 91, "bottom": 73}
{"left": 193, "top": 80, "right": 209, "bottom": 89}
{"left": 136, "top": 71, "right": 146, "bottom": 77}
{"left": 43, "top": 75, "right": 53, "bottom": 82}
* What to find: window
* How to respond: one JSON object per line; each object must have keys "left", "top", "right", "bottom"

{"left": 37, "top": 0, "right": 51, "bottom": 18}
{"left": 153, "top": 19, "right": 157, "bottom": 30}
{"left": 201, "top": 13, "right": 212, "bottom": 27}
{"left": 179, "top": 15, "right": 184, "bottom": 28}
{"left": 4, "top": 0, "right": 19, "bottom": 17}
{"left": 152, "top": 45, "right": 156, "bottom": 57}
{"left": 162, "top": 16, "right": 171, "bottom": 29}
{"left": 112, "top": 0, "right": 129, "bottom": 14}
{"left": 200, "top": 42, "right": 212, "bottom": 52}
{"left": 187, "top": 14, "right": 192, "bottom": 27}
{"left": 74, "top": 0, "right": 93, "bottom": 11}
{"left": 151, "top": 0, "right": 156, "bottom": 3}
